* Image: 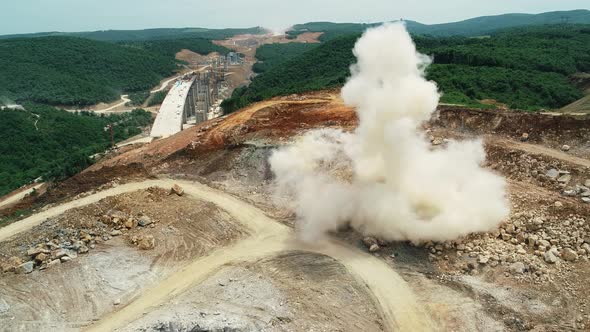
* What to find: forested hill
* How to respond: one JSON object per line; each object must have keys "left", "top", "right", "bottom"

{"left": 408, "top": 9, "right": 590, "bottom": 37}
{"left": 288, "top": 9, "right": 590, "bottom": 41}
{"left": 123, "top": 38, "right": 230, "bottom": 58}
{"left": 0, "top": 27, "right": 266, "bottom": 42}
{"left": 0, "top": 105, "right": 152, "bottom": 196}
{"left": 0, "top": 37, "right": 177, "bottom": 106}
{"left": 223, "top": 25, "right": 590, "bottom": 112}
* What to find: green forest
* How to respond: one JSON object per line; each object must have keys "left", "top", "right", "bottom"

{"left": 223, "top": 25, "right": 589, "bottom": 113}
{"left": 223, "top": 35, "right": 357, "bottom": 112}
{"left": 123, "top": 38, "right": 230, "bottom": 58}
{"left": 0, "top": 37, "right": 178, "bottom": 106}
{"left": 0, "top": 104, "right": 152, "bottom": 196}
{"left": 147, "top": 91, "right": 169, "bottom": 106}
{"left": 253, "top": 43, "right": 319, "bottom": 73}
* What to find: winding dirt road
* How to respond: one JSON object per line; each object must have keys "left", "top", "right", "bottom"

{"left": 0, "top": 179, "right": 432, "bottom": 331}
{"left": 0, "top": 183, "right": 43, "bottom": 210}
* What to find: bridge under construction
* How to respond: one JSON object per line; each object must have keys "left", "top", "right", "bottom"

{"left": 150, "top": 64, "right": 227, "bottom": 138}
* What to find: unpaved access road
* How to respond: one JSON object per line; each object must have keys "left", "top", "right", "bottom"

{"left": 0, "top": 178, "right": 433, "bottom": 332}
{"left": 491, "top": 136, "right": 590, "bottom": 168}
{"left": 0, "top": 183, "right": 43, "bottom": 210}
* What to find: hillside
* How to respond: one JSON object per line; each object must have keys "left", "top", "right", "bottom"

{"left": 0, "top": 27, "right": 266, "bottom": 42}
{"left": 252, "top": 42, "right": 319, "bottom": 73}
{"left": 0, "top": 105, "right": 152, "bottom": 196}
{"left": 409, "top": 9, "right": 590, "bottom": 36}
{"left": 122, "top": 38, "right": 231, "bottom": 58}
{"left": 222, "top": 35, "right": 357, "bottom": 112}
{"left": 0, "top": 37, "right": 179, "bottom": 106}
{"left": 224, "top": 25, "right": 589, "bottom": 112}
{"left": 288, "top": 9, "right": 590, "bottom": 40}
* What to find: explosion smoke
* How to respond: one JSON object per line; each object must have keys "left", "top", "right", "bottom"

{"left": 270, "top": 23, "right": 509, "bottom": 243}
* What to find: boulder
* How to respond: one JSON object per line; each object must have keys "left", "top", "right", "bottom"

{"left": 170, "top": 184, "right": 184, "bottom": 196}
{"left": 431, "top": 138, "right": 443, "bottom": 146}
{"left": 1, "top": 256, "right": 24, "bottom": 273}
{"left": 545, "top": 169, "right": 559, "bottom": 179}
{"left": 561, "top": 144, "right": 571, "bottom": 151}
{"left": 362, "top": 237, "right": 378, "bottom": 249}
{"left": 544, "top": 250, "right": 559, "bottom": 264}
{"left": 138, "top": 216, "right": 153, "bottom": 227}
{"left": 585, "top": 179, "right": 590, "bottom": 188}
{"left": 34, "top": 252, "right": 48, "bottom": 263}
{"left": 138, "top": 235, "right": 155, "bottom": 250}
{"left": 520, "top": 133, "right": 529, "bottom": 141}
{"left": 104, "top": 210, "right": 128, "bottom": 225}
{"left": 561, "top": 248, "right": 578, "bottom": 261}
{"left": 80, "top": 232, "right": 94, "bottom": 243}
{"left": 124, "top": 218, "right": 138, "bottom": 229}
{"left": 369, "top": 244, "right": 380, "bottom": 252}
{"left": 60, "top": 256, "right": 72, "bottom": 263}
{"left": 17, "top": 261, "right": 34, "bottom": 274}
{"left": 557, "top": 174, "right": 572, "bottom": 184}
{"left": 509, "top": 262, "right": 526, "bottom": 275}
{"left": 52, "top": 249, "right": 77, "bottom": 260}
{"left": 27, "top": 246, "right": 49, "bottom": 257}
{"left": 110, "top": 230, "right": 122, "bottom": 236}
{"left": 478, "top": 255, "right": 490, "bottom": 264}
{"left": 78, "top": 245, "right": 89, "bottom": 254}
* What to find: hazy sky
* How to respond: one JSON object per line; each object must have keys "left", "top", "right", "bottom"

{"left": 1, "top": 0, "right": 588, "bottom": 35}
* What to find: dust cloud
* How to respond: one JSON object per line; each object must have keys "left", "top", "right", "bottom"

{"left": 269, "top": 23, "right": 510, "bottom": 243}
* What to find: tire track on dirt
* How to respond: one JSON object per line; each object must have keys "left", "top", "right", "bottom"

{"left": 0, "top": 178, "right": 433, "bottom": 331}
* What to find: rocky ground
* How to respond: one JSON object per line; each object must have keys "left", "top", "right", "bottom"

{"left": 0, "top": 91, "right": 589, "bottom": 331}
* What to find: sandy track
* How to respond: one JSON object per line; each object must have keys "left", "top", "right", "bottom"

{"left": 0, "top": 179, "right": 432, "bottom": 331}
{"left": 492, "top": 137, "right": 590, "bottom": 168}
{"left": 0, "top": 183, "right": 43, "bottom": 210}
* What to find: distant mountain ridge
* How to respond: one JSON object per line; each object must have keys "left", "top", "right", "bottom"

{"left": 0, "top": 27, "right": 266, "bottom": 42}
{"left": 406, "top": 9, "right": 590, "bottom": 36}
{"left": 1, "top": 10, "right": 589, "bottom": 41}
{"left": 289, "top": 9, "right": 590, "bottom": 40}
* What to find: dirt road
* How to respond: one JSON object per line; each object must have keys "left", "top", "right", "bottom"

{"left": 0, "top": 183, "right": 43, "bottom": 210}
{"left": 492, "top": 137, "right": 590, "bottom": 168}
{"left": 0, "top": 178, "right": 432, "bottom": 331}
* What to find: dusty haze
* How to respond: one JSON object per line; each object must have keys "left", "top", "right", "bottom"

{"left": 270, "top": 23, "right": 510, "bottom": 243}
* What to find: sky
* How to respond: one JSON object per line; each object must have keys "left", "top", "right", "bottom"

{"left": 1, "top": 0, "right": 588, "bottom": 35}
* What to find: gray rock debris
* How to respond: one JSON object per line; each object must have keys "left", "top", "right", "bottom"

{"left": 561, "top": 248, "right": 578, "bottom": 262}
{"left": 543, "top": 249, "right": 559, "bottom": 264}
{"left": 17, "top": 261, "right": 34, "bottom": 274}
{"left": 545, "top": 169, "right": 559, "bottom": 179}
{"left": 138, "top": 216, "right": 153, "bottom": 227}
{"left": 509, "top": 262, "right": 526, "bottom": 275}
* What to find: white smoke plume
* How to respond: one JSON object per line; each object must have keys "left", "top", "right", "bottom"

{"left": 270, "top": 23, "right": 510, "bottom": 243}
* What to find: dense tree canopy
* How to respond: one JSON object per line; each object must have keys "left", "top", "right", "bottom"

{"left": 0, "top": 104, "right": 152, "bottom": 196}
{"left": 123, "top": 38, "right": 230, "bottom": 58}
{"left": 0, "top": 37, "right": 178, "bottom": 106}
{"left": 253, "top": 43, "right": 319, "bottom": 73}
{"left": 224, "top": 25, "right": 589, "bottom": 113}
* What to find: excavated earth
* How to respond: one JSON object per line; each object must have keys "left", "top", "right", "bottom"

{"left": 1, "top": 90, "right": 590, "bottom": 331}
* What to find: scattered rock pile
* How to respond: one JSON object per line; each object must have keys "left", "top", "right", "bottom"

{"left": 0, "top": 209, "right": 157, "bottom": 274}
{"left": 360, "top": 206, "right": 589, "bottom": 281}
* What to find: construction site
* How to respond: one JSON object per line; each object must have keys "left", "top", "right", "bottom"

{"left": 150, "top": 54, "right": 238, "bottom": 138}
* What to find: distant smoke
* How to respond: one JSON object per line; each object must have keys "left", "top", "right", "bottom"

{"left": 270, "top": 23, "right": 509, "bottom": 243}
